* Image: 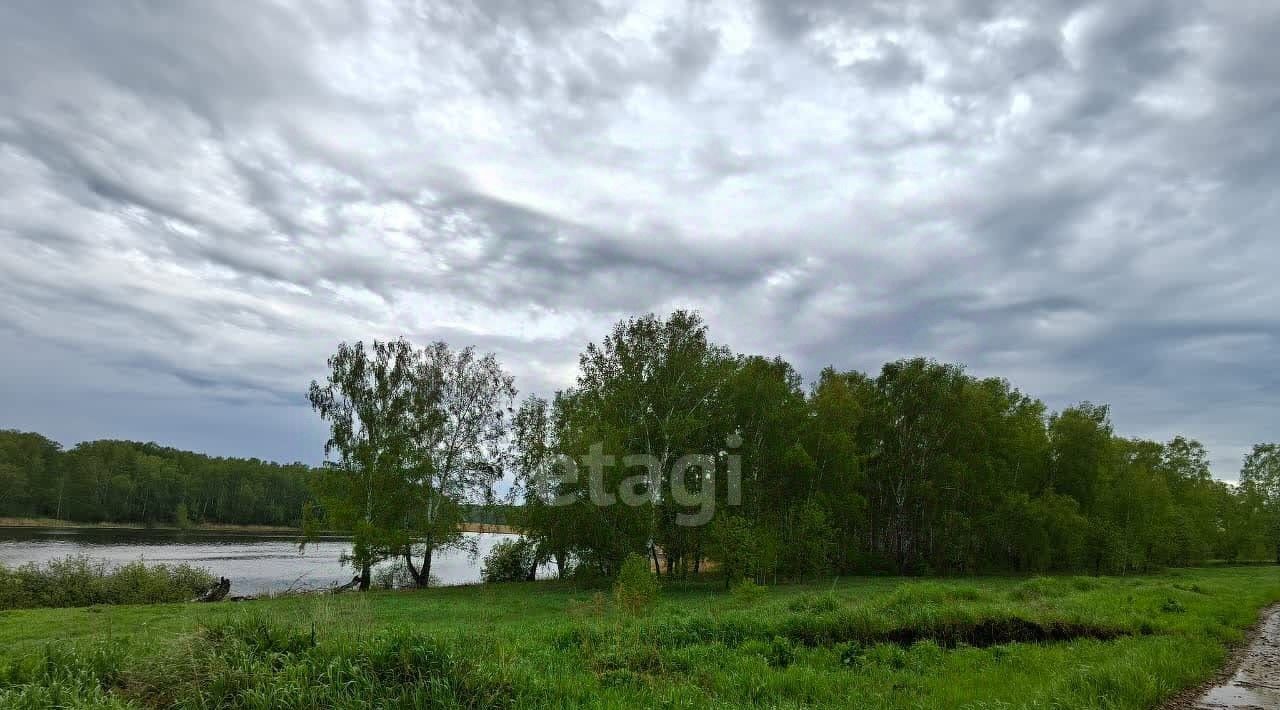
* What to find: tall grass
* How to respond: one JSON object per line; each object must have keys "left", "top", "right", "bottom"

{"left": 0, "top": 555, "right": 215, "bottom": 610}
{"left": 0, "top": 567, "right": 1275, "bottom": 708}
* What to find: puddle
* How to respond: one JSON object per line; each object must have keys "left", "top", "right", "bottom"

{"left": 1195, "top": 608, "right": 1280, "bottom": 709}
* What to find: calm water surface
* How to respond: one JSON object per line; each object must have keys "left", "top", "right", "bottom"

{"left": 0, "top": 527, "right": 516, "bottom": 595}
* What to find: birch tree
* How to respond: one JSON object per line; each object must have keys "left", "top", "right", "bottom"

{"left": 307, "top": 339, "right": 431, "bottom": 590}
{"left": 401, "top": 343, "right": 516, "bottom": 587}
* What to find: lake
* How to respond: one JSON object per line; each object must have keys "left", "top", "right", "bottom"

{"left": 0, "top": 527, "right": 518, "bottom": 595}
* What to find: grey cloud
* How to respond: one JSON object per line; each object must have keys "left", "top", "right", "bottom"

{"left": 844, "top": 40, "right": 925, "bottom": 88}
{"left": 0, "top": 0, "right": 1276, "bottom": 478}
{"left": 0, "top": 2, "right": 358, "bottom": 127}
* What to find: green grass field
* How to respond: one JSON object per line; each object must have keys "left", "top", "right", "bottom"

{"left": 1, "top": 566, "right": 1277, "bottom": 708}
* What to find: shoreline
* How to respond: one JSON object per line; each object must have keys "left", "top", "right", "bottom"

{"left": 0, "top": 517, "right": 518, "bottom": 536}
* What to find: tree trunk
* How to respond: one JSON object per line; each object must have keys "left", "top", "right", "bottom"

{"left": 359, "top": 563, "right": 371, "bottom": 591}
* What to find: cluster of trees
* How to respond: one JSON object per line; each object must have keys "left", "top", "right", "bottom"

{"left": 0, "top": 431, "right": 313, "bottom": 527}
{"left": 508, "top": 311, "right": 1280, "bottom": 582}
{"left": 305, "top": 339, "right": 516, "bottom": 589}
{"left": 308, "top": 312, "right": 1279, "bottom": 588}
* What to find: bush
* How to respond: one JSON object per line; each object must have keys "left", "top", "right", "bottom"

{"left": 730, "top": 579, "right": 765, "bottom": 604}
{"left": 481, "top": 538, "right": 537, "bottom": 584}
{"left": 837, "top": 641, "right": 864, "bottom": 668}
{"left": 1007, "top": 577, "right": 1068, "bottom": 602}
{"left": 0, "top": 556, "right": 215, "bottom": 610}
{"left": 768, "top": 636, "right": 795, "bottom": 668}
{"left": 788, "top": 591, "right": 840, "bottom": 614}
{"left": 613, "top": 554, "right": 658, "bottom": 614}
{"left": 1161, "top": 597, "right": 1187, "bottom": 613}
{"left": 885, "top": 582, "right": 985, "bottom": 608}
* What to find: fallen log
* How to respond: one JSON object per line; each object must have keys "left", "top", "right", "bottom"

{"left": 197, "top": 577, "right": 231, "bottom": 603}
{"left": 331, "top": 575, "right": 361, "bottom": 594}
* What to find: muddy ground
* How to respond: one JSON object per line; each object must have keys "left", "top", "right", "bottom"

{"left": 1164, "top": 604, "right": 1280, "bottom": 709}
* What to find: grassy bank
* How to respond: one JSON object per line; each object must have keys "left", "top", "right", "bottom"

{"left": 0, "top": 566, "right": 1276, "bottom": 708}
{"left": 0, "top": 556, "right": 215, "bottom": 610}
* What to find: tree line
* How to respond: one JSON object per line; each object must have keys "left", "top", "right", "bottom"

{"left": 0, "top": 433, "right": 314, "bottom": 527}
{"left": 5, "top": 309, "right": 1276, "bottom": 585}
{"left": 306, "top": 310, "right": 1280, "bottom": 590}
{"left": 516, "top": 312, "right": 1279, "bottom": 581}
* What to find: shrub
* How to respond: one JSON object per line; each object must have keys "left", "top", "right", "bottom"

{"left": 613, "top": 554, "right": 658, "bottom": 614}
{"left": 730, "top": 579, "right": 765, "bottom": 603}
{"left": 1161, "top": 598, "right": 1187, "bottom": 613}
{"left": 0, "top": 556, "right": 215, "bottom": 610}
{"left": 788, "top": 592, "right": 840, "bottom": 614}
{"left": 1070, "top": 576, "right": 1102, "bottom": 592}
{"left": 481, "top": 538, "right": 537, "bottom": 584}
{"left": 1007, "top": 577, "right": 1068, "bottom": 602}
{"left": 837, "top": 641, "right": 864, "bottom": 668}
{"left": 768, "top": 636, "right": 795, "bottom": 668}
{"left": 885, "top": 582, "right": 985, "bottom": 608}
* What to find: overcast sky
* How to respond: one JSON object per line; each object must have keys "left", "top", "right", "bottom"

{"left": 1, "top": 1, "right": 1276, "bottom": 478}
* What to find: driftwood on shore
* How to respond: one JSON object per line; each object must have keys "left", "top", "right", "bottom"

{"left": 330, "top": 575, "right": 361, "bottom": 594}
{"left": 193, "top": 574, "right": 363, "bottom": 603}
{"left": 197, "top": 577, "right": 231, "bottom": 602}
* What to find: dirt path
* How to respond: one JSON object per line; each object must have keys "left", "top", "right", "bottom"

{"left": 1166, "top": 604, "right": 1280, "bottom": 709}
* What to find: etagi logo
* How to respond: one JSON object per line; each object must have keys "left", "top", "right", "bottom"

{"left": 539, "top": 434, "right": 744, "bottom": 526}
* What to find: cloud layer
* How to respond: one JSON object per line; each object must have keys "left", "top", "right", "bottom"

{"left": 1, "top": 0, "right": 1276, "bottom": 476}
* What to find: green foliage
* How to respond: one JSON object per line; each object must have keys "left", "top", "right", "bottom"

{"left": 306, "top": 339, "right": 516, "bottom": 589}
{"left": 767, "top": 636, "right": 795, "bottom": 668}
{"left": 613, "top": 554, "right": 658, "bottom": 614}
{"left": 512, "top": 311, "right": 1275, "bottom": 581}
{"left": 1161, "top": 597, "right": 1187, "bottom": 613}
{"left": 707, "top": 514, "right": 758, "bottom": 585}
{"left": 729, "top": 579, "right": 765, "bottom": 603}
{"left": 481, "top": 538, "right": 537, "bottom": 584}
{"left": 787, "top": 499, "right": 835, "bottom": 579}
{"left": 788, "top": 591, "right": 841, "bottom": 614}
{"left": 0, "top": 642, "right": 131, "bottom": 709}
{"left": 0, "top": 555, "right": 214, "bottom": 610}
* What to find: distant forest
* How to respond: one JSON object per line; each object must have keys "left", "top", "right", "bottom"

{"left": 0, "top": 431, "right": 515, "bottom": 529}
{"left": 0, "top": 432, "right": 314, "bottom": 527}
